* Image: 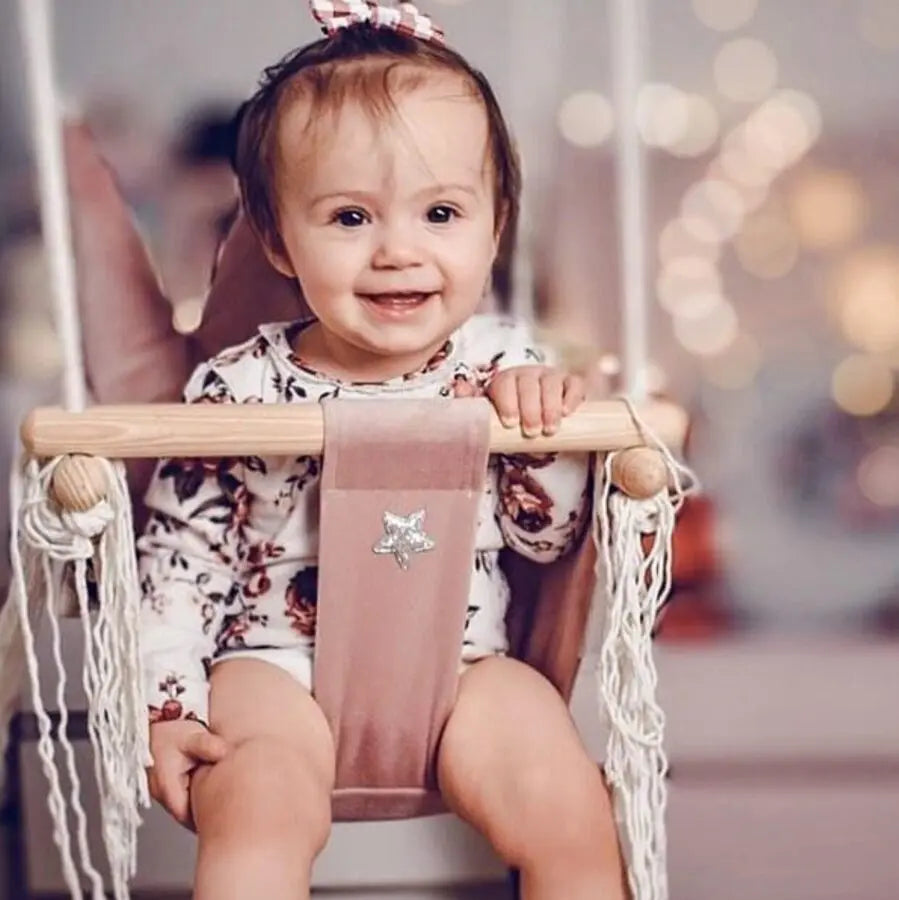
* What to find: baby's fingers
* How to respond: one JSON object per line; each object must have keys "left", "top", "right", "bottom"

{"left": 538, "top": 370, "right": 566, "bottom": 435}
{"left": 489, "top": 373, "right": 520, "bottom": 428}
{"left": 165, "top": 775, "right": 193, "bottom": 828}
{"left": 149, "top": 763, "right": 192, "bottom": 827}
{"left": 184, "top": 729, "right": 228, "bottom": 765}
{"left": 562, "top": 374, "right": 586, "bottom": 415}
{"left": 517, "top": 373, "right": 544, "bottom": 437}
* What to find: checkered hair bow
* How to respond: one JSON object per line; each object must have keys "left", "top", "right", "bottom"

{"left": 309, "top": 0, "right": 445, "bottom": 45}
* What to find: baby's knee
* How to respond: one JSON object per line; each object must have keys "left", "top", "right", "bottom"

{"left": 192, "top": 736, "right": 332, "bottom": 852}
{"left": 512, "top": 759, "right": 614, "bottom": 850}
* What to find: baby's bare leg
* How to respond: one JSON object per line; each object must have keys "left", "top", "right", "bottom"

{"left": 438, "top": 657, "right": 627, "bottom": 900}
{"left": 189, "top": 658, "right": 335, "bottom": 900}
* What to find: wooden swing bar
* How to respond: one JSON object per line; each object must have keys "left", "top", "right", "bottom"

{"left": 21, "top": 398, "right": 687, "bottom": 458}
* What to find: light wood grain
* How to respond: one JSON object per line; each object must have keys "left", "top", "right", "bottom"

{"left": 610, "top": 446, "right": 670, "bottom": 499}
{"left": 50, "top": 454, "right": 109, "bottom": 510}
{"left": 21, "top": 399, "right": 688, "bottom": 459}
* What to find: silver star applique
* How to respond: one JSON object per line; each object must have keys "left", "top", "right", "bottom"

{"left": 372, "top": 509, "right": 436, "bottom": 570}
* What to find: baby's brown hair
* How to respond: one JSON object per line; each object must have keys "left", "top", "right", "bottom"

{"left": 233, "top": 24, "right": 521, "bottom": 297}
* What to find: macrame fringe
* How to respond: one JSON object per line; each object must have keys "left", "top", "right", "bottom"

{"left": 7, "top": 455, "right": 150, "bottom": 900}
{"left": 594, "top": 404, "right": 696, "bottom": 900}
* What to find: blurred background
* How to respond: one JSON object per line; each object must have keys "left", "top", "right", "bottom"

{"left": 1, "top": 0, "right": 898, "bottom": 898}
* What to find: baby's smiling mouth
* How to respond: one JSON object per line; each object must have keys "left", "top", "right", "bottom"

{"left": 358, "top": 291, "right": 436, "bottom": 307}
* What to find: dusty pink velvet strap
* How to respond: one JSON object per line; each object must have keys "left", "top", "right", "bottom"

{"left": 315, "top": 398, "right": 490, "bottom": 820}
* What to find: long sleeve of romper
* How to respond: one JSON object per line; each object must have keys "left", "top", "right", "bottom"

{"left": 490, "top": 320, "right": 591, "bottom": 563}
{"left": 137, "top": 363, "right": 247, "bottom": 725}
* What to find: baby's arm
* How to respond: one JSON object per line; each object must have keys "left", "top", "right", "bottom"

{"left": 494, "top": 451, "right": 590, "bottom": 563}
{"left": 139, "top": 363, "right": 244, "bottom": 726}
{"left": 138, "top": 363, "right": 246, "bottom": 824}
{"left": 484, "top": 321, "right": 592, "bottom": 563}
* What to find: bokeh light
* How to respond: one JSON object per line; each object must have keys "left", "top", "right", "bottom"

{"left": 673, "top": 298, "right": 740, "bottom": 356}
{"left": 832, "top": 248, "right": 899, "bottom": 354}
{"left": 681, "top": 179, "right": 746, "bottom": 243}
{"left": 557, "top": 91, "right": 614, "bottom": 148}
{"left": 714, "top": 39, "right": 779, "bottom": 103}
{"left": 597, "top": 353, "right": 622, "bottom": 377}
{"left": 636, "top": 83, "right": 689, "bottom": 148}
{"left": 787, "top": 168, "right": 869, "bottom": 251}
{"left": 722, "top": 174, "right": 770, "bottom": 215}
{"left": 667, "top": 94, "right": 720, "bottom": 157}
{"left": 857, "top": 446, "right": 899, "bottom": 506}
{"left": 831, "top": 355, "right": 895, "bottom": 416}
{"left": 857, "top": 446, "right": 899, "bottom": 507}
{"left": 717, "top": 140, "right": 774, "bottom": 187}
{"left": 656, "top": 256, "right": 722, "bottom": 316}
{"left": 658, "top": 219, "right": 722, "bottom": 266}
{"left": 692, "top": 0, "right": 758, "bottom": 32}
{"left": 739, "top": 90, "right": 822, "bottom": 170}
{"left": 735, "top": 207, "right": 800, "bottom": 279}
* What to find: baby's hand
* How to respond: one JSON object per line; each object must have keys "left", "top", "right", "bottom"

{"left": 487, "top": 366, "right": 586, "bottom": 437}
{"left": 147, "top": 719, "right": 228, "bottom": 828}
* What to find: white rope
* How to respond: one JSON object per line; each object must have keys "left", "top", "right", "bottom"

{"left": 594, "top": 399, "right": 698, "bottom": 900}
{"left": 16, "top": 0, "right": 87, "bottom": 412}
{"left": 9, "top": 462, "right": 84, "bottom": 899}
{"left": 10, "top": 457, "right": 150, "bottom": 900}
{"left": 87, "top": 462, "right": 151, "bottom": 899}
{"left": 44, "top": 555, "right": 107, "bottom": 900}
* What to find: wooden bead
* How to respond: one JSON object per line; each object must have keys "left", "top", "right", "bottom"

{"left": 51, "top": 454, "right": 109, "bottom": 512}
{"left": 610, "top": 447, "right": 668, "bottom": 499}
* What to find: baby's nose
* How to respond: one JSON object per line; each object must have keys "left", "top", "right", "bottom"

{"left": 371, "top": 222, "right": 423, "bottom": 269}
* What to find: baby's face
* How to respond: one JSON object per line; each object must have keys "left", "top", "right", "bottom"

{"left": 267, "top": 69, "right": 499, "bottom": 379}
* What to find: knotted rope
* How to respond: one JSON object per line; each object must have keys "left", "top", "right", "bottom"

{"left": 8, "top": 456, "right": 150, "bottom": 900}
{"left": 595, "top": 400, "right": 697, "bottom": 900}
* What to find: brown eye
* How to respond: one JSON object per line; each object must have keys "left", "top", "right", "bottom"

{"left": 426, "top": 205, "right": 457, "bottom": 224}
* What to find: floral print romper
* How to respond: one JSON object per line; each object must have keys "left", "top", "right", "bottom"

{"left": 138, "top": 314, "right": 590, "bottom": 724}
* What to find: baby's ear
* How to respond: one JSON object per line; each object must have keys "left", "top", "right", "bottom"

{"left": 261, "top": 239, "right": 297, "bottom": 279}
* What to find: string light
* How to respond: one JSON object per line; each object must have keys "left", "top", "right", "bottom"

{"left": 832, "top": 355, "right": 895, "bottom": 417}
{"left": 656, "top": 256, "right": 722, "bottom": 316}
{"left": 557, "top": 90, "right": 615, "bottom": 148}
{"left": 714, "top": 38, "right": 779, "bottom": 103}
{"left": 636, "top": 83, "right": 689, "bottom": 148}
{"left": 832, "top": 248, "right": 899, "bottom": 354}
{"left": 735, "top": 208, "right": 799, "bottom": 280}
{"left": 681, "top": 179, "right": 746, "bottom": 243}
{"left": 857, "top": 446, "right": 899, "bottom": 507}
{"left": 658, "top": 219, "right": 722, "bottom": 265}
{"left": 787, "top": 168, "right": 869, "bottom": 251}
{"left": 673, "top": 298, "right": 739, "bottom": 356}
{"left": 741, "top": 91, "right": 821, "bottom": 170}
{"left": 667, "top": 94, "right": 720, "bottom": 157}
{"left": 691, "top": 0, "right": 758, "bottom": 32}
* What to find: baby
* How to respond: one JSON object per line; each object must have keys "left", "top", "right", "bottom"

{"left": 139, "top": 4, "right": 625, "bottom": 898}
